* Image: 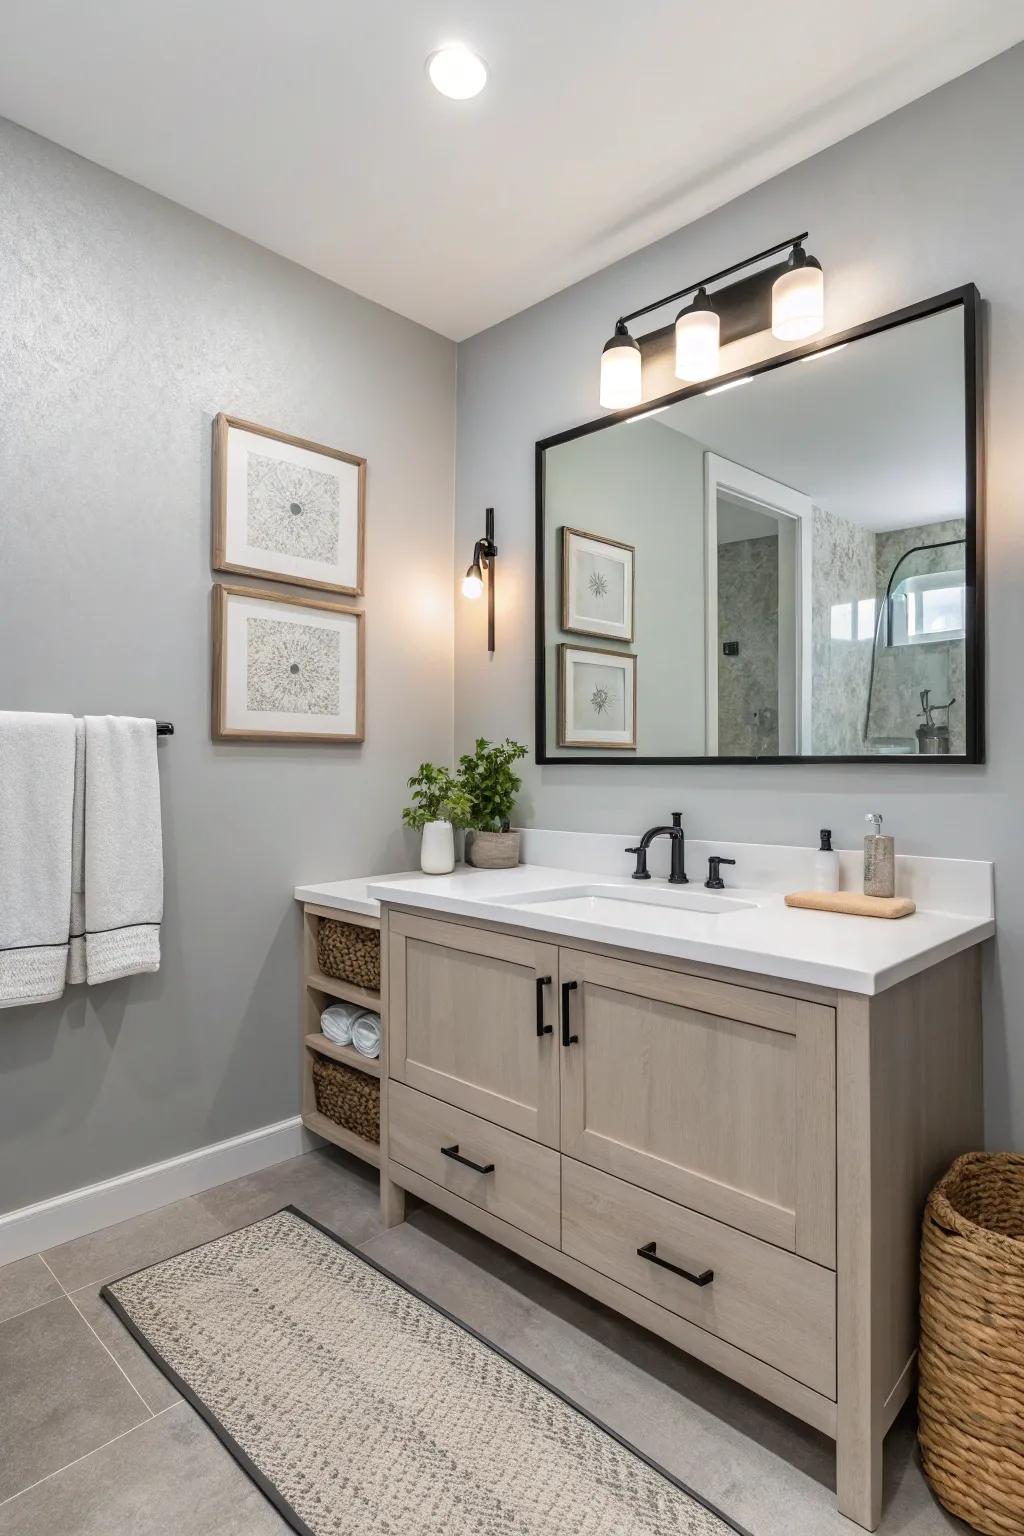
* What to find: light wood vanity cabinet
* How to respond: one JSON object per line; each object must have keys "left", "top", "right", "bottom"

{"left": 381, "top": 905, "right": 983, "bottom": 1532}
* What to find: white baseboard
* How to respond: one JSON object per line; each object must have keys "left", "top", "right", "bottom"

{"left": 0, "top": 1115, "right": 314, "bottom": 1266}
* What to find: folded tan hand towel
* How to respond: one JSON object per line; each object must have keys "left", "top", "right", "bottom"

{"left": 785, "top": 890, "right": 916, "bottom": 919}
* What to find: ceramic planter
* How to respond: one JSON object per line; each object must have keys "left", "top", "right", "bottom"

{"left": 466, "top": 829, "right": 520, "bottom": 870}
{"left": 420, "top": 820, "right": 455, "bottom": 875}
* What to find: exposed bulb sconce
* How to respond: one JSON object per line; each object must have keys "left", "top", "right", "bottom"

{"left": 599, "top": 322, "right": 642, "bottom": 409}
{"left": 674, "top": 287, "right": 720, "bottom": 382}
{"left": 462, "top": 506, "right": 498, "bottom": 652}
{"left": 599, "top": 233, "right": 825, "bottom": 407}
{"left": 771, "top": 242, "right": 825, "bottom": 341}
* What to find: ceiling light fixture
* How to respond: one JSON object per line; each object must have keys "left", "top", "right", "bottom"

{"left": 598, "top": 232, "right": 825, "bottom": 408}
{"left": 427, "top": 43, "right": 488, "bottom": 99}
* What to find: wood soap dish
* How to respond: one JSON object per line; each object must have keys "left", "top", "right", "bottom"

{"left": 785, "top": 890, "right": 916, "bottom": 919}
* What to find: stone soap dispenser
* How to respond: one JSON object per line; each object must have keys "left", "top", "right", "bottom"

{"left": 863, "top": 813, "right": 896, "bottom": 898}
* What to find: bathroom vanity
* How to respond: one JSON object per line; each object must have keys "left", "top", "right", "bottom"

{"left": 296, "top": 835, "right": 992, "bottom": 1531}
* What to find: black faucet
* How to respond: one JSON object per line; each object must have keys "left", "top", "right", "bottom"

{"left": 626, "top": 813, "right": 688, "bottom": 884}
{"left": 704, "top": 855, "right": 736, "bottom": 889}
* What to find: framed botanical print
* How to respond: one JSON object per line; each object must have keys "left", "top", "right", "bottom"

{"left": 558, "top": 643, "right": 636, "bottom": 749}
{"left": 212, "top": 584, "right": 364, "bottom": 742}
{"left": 213, "top": 414, "right": 365, "bottom": 595}
{"left": 561, "top": 527, "right": 634, "bottom": 642}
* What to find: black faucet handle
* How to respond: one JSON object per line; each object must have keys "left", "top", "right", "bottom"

{"left": 671, "top": 812, "right": 683, "bottom": 828}
{"left": 705, "top": 855, "right": 736, "bottom": 889}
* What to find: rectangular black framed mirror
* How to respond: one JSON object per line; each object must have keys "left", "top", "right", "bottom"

{"left": 535, "top": 285, "right": 983, "bottom": 765}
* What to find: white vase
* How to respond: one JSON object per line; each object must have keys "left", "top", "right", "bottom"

{"left": 420, "top": 820, "right": 455, "bottom": 875}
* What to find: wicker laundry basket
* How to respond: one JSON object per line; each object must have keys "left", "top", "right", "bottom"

{"left": 317, "top": 918, "right": 380, "bottom": 992}
{"left": 919, "top": 1151, "right": 1024, "bottom": 1536}
{"left": 311, "top": 1057, "right": 380, "bottom": 1145}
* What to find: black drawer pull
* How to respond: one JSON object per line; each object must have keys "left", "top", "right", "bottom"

{"left": 637, "top": 1241, "right": 713, "bottom": 1287}
{"left": 536, "top": 975, "right": 553, "bottom": 1037}
{"left": 441, "top": 1143, "right": 495, "bottom": 1175}
{"left": 561, "top": 980, "right": 578, "bottom": 1046}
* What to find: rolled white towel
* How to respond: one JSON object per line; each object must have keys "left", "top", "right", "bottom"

{"left": 320, "top": 1001, "right": 363, "bottom": 1046}
{"left": 352, "top": 1011, "right": 381, "bottom": 1059}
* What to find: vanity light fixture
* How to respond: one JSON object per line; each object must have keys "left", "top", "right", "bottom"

{"left": 599, "top": 322, "right": 643, "bottom": 409}
{"left": 462, "top": 506, "right": 498, "bottom": 652}
{"left": 426, "top": 43, "right": 488, "bottom": 99}
{"left": 675, "top": 288, "right": 720, "bottom": 382}
{"left": 598, "top": 233, "right": 825, "bottom": 408}
{"left": 771, "top": 242, "right": 825, "bottom": 341}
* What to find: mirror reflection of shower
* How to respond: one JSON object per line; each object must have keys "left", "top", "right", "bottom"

{"left": 864, "top": 535, "right": 967, "bottom": 753}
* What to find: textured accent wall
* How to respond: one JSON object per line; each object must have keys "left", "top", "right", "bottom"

{"left": 0, "top": 118, "right": 455, "bottom": 1213}
{"left": 455, "top": 44, "right": 1024, "bottom": 1147}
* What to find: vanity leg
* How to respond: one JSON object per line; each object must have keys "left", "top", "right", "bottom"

{"left": 836, "top": 1411, "right": 883, "bottom": 1530}
{"left": 379, "top": 1171, "right": 405, "bottom": 1228}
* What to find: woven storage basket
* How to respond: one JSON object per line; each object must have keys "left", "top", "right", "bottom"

{"left": 311, "top": 1056, "right": 380, "bottom": 1144}
{"left": 919, "top": 1151, "right": 1024, "bottom": 1536}
{"left": 317, "top": 918, "right": 380, "bottom": 992}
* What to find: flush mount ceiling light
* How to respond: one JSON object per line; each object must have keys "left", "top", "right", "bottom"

{"left": 598, "top": 233, "right": 825, "bottom": 409}
{"left": 427, "top": 43, "right": 488, "bottom": 99}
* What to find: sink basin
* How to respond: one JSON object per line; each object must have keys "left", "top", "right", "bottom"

{"left": 480, "top": 883, "right": 756, "bottom": 935}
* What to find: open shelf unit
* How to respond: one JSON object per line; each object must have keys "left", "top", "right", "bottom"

{"left": 301, "top": 902, "right": 383, "bottom": 1169}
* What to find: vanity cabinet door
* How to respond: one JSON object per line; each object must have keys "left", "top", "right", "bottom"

{"left": 388, "top": 912, "right": 560, "bottom": 1146}
{"left": 558, "top": 950, "right": 836, "bottom": 1265}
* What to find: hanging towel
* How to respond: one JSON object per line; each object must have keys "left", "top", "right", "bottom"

{"left": 0, "top": 712, "right": 76, "bottom": 1009}
{"left": 351, "top": 1011, "right": 381, "bottom": 1060}
{"left": 82, "top": 716, "right": 163, "bottom": 984}
{"left": 66, "top": 719, "right": 87, "bottom": 986}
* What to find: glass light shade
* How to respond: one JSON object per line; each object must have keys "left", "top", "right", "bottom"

{"left": 599, "top": 333, "right": 642, "bottom": 409}
{"left": 674, "top": 305, "right": 720, "bottom": 382}
{"left": 427, "top": 45, "right": 488, "bottom": 99}
{"left": 772, "top": 261, "right": 825, "bottom": 340}
{"left": 462, "top": 568, "right": 484, "bottom": 599}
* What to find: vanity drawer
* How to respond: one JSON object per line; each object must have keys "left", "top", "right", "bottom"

{"left": 561, "top": 1157, "right": 836, "bottom": 1398}
{"left": 388, "top": 1081, "right": 561, "bottom": 1248}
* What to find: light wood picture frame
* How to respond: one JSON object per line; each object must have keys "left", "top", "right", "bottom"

{"left": 558, "top": 642, "right": 637, "bottom": 749}
{"left": 212, "top": 413, "right": 366, "bottom": 595}
{"left": 561, "top": 527, "right": 635, "bottom": 642}
{"left": 212, "top": 583, "right": 365, "bottom": 743}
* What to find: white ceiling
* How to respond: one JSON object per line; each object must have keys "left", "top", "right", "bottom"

{"left": 660, "top": 305, "right": 965, "bottom": 530}
{"left": 1, "top": 2, "right": 1022, "bottom": 339}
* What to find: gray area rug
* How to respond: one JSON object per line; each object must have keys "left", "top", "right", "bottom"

{"left": 102, "top": 1206, "right": 747, "bottom": 1536}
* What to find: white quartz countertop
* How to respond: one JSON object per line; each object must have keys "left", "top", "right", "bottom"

{"left": 293, "top": 873, "right": 422, "bottom": 919}
{"left": 355, "top": 862, "right": 993, "bottom": 996}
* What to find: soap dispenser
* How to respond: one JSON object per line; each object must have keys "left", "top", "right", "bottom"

{"left": 814, "top": 829, "right": 840, "bottom": 892}
{"left": 863, "top": 813, "right": 895, "bottom": 898}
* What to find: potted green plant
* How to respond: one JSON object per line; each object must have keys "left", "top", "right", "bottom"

{"left": 458, "top": 737, "right": 528, "bottom": 869}
{"left": 402, "top": 763, "right": 471, "bottom": 875}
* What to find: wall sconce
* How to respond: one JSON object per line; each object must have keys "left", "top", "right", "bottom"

{"left": 462, "top": 506, "right": 498, "bottom": 652}
{"left": 598, "top": 232, "right": 825, "bottom": 407}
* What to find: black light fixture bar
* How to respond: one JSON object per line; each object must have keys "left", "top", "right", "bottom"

{"left": 616, "top": 231, "right": 808, "bottom": 329}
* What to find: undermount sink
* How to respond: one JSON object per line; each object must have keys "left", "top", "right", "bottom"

{"left": 484, "top": 882, "right": 756, "bottom": 925}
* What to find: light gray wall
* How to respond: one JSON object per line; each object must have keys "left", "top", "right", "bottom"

{"left": 0, "top": 119, "right": 455, "bottom": 1212}
{"left": 454, "top": 44, "right": 1024, "bottom": 1148}
{"left": 543, "top": 419, "right": 705, "bottom": 756}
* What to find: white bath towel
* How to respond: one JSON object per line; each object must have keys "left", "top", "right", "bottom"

{"left": 351, "top": 1011, "right": 381, "bottom": 1059}
{"left": 66, "top": 719, "right": 87, "bottom": 986}
{"left": 82, "top": 716, "right": 163, "bottom": 984}
{"left": 0, "top": 711, "right": 77, "bottom": 1009}
{"left": 320, "top": 1001, "right": 360, "bottom": 1046}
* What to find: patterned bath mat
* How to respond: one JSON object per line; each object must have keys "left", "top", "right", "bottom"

{"left": 101, "top": 1207, "right": 748, "bottom": 1536}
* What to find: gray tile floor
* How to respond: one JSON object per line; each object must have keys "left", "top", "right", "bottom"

{"left": 0, "top": 1146, "right": 968, "bottom": 1534}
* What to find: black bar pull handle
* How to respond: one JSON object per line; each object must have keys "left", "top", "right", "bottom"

{"left": 441, "top": 1144, "right": 495, "bottom": 1175}
{"left": 637, "top": 1241, "right": 713, "bottom": 1287}
{"left": 561, "top": 980, "right": 578, "bottom": 1046}
{"left": 536, "top": 975, "right": 553, "bottom": 1037}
